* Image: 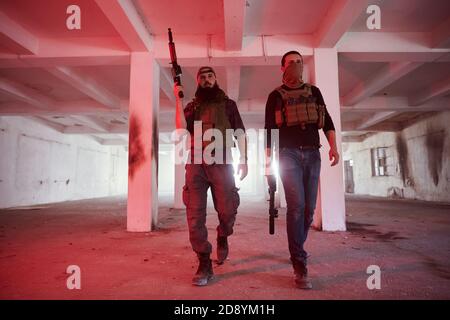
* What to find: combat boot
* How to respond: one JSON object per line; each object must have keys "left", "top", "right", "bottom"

{"left": 192, "top": 253, "right": 214, "bottom": 286}
{"left": 293, "top": 262, "right": 312, "bottom": 290}
{"left": 216, "top": 236, "right": 229, "bottom": 264}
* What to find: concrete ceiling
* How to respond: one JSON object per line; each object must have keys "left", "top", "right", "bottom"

{"left": 244, "top": 0, "right": 332, "bottom": 35}
{"left": 0, "top": 0, "right": 449, "bottom": 145}
{"left": 377, "top": 63, "right": 450, "bottom": 96}
{"left": 136, "top": 0, "right": 224, "bottom": 36}
{"left": 349, "top": 0, "right": 450, "bottom": 32}
{"left": 0, "top": 0, "right": 120, "bottom": 39}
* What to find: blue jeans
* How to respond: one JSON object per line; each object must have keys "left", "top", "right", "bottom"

{"left": 279, "top": 148, "right": 321, "bottom": 270}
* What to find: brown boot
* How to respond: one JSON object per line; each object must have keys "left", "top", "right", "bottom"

{"left": 216, "top": 236, "right": 229, "bottom": 265}
{"left": 295, "top": 272, "right": 312, "bottom": 290}
{"left": 192, "top": 253, "right": 214, "bottom": 286}
{"left": 293, "top": 262, "right": 312, "bottom": 290}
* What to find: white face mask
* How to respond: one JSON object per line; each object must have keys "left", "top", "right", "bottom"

{"left": 282, "top": 61, "right": 303, "bottom": 88}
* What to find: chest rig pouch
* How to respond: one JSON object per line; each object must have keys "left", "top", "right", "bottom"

{"left": 192, "top": 98, "right": 233, "bottom": 149}
{"left": 275, "top": 83, "right": 325, "bottom": 130}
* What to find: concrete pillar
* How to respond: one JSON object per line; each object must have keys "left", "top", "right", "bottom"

{"left": 173, "top": 162, "right": 185, "bottom": 209}
{"left": 311, "top": 48, "right": 346, "bottom": 231}
{"left": 127, "top": 52, "right": 160, "bottom": 232}
{"left": 173, "top": 133, "right": 187, "bottom": 209}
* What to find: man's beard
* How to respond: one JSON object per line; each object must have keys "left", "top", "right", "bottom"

{"left": 195, "top": 83, "right": 224, "bottom": 102}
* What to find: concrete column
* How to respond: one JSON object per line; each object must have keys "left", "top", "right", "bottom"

{"left": 173, "top": 163, "right": 185, "bottom": 209}
{"left": 127, "top": 52, "right": 160, "bottom": 232}
{"left": 311, "top": 48, "right": 346, "bottom": 231}
{"left": 173, "top": 133, "right": 187, "bottom": 209}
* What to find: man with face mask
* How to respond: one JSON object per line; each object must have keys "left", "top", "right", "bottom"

{"left": 174, "top": 66, "right": 248, "bottom": 286}
{"left": 264, "top": 51, "right": 339, "bottom": 289}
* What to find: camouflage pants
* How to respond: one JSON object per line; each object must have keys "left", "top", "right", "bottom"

{"left": 183, "top": 163, "right": 240, "bottom": 255}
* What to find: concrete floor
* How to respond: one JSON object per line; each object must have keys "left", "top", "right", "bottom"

{"left": 0, "top": 194, "right": 449, "bottom": 300}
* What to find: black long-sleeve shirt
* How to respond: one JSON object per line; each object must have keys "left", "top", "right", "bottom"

{"left": 265, "top": 84, "right": 335, "bottom": 149}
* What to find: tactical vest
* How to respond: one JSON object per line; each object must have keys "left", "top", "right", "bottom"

{"left": 192, "top": 98, "right": 233, "bottom": 149}
{"left": 275, "top": 83, "right": 325, "bottom": 130}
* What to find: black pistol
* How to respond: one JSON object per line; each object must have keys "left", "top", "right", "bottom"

{"left": 168, "top": 28, "right": 184, "bottom": 98}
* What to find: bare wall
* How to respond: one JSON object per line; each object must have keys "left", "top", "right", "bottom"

{"left": 0, "top": 116, "right": 128, "bottom": 209}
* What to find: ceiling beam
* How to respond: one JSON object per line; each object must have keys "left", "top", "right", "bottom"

{"left": 342, "top": 135, "right": 366, "bottom": 143}
{"left": 0, "top": 11, "right": 39, "bottom": 55}
{"left": 0, "top": 37, "right": 130, "bottom": 68}
{"left": 28, "top": 116, "right": 66, "bottom": 132}
{"left": 356, "top": 111, "right": 400, "bottom": 130}
{"left": 153, "top": 34, "right": 314, "bottom": 66}
{"left": 409, "top": 75, "right": 450, "bottom": 106}
{"left": 45, "top": 66, "right": 122, "bottom": 109}
{"left": 95, "top": 0, "right": 153, "bottom": 51}
{"left": 339, "top": 52, "right": 450, "bottom": 63}
{"left": 344, "top": 120, "right": 401, "bottom": 132}
{"left": 69, "top": 115, "right": 111, "bottom": 133}
{"left": 223, "top": 0, "right": 246, "bottom": 51}
{"left": 0, "top": 33, "right": 313, "bottom": 68}
{"left": 0, "top": 77, "right": 55, "bottom": 110}
{"left": 339, "top": 32, "right": 450, "bottom": 62}
{"left": 342, "top": 61, "right": 423, "bottom": 106}
{"left": 342, "top": 104, "right": 449, "bottom": 113}
{"left": 153, "top": 32, "right": 450, "bottom": 65}
{"left": 341, "top": 96, "right": 450, "bottom": 113}
{"left": 64, "top": 124, "right": 127, "bottom": 134}
{"left": 0, "top": 100, "right": 128, "bottom": 116}
{"left": 314, "top": 0, "right": 367, "bottom": 48}
{"left": 64, "top": 127, "right": 102, "bottom": 134}
{"left": 0, "top": 31, "right": 447, "bottom": 68}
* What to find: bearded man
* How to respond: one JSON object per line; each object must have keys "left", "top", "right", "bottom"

{"left": 174, "top": 66, "right": 248, "bottom": 286}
